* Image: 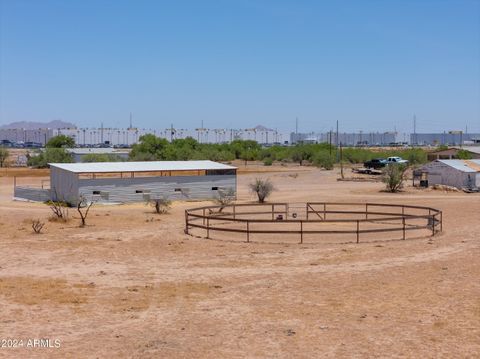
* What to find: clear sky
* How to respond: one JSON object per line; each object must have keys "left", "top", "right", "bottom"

{"left": 1, "top": 0, "right": 479, "bottom": 134}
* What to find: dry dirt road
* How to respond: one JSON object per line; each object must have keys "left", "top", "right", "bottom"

{"left": 0, "top": 166, "right": 479, "bottom": 358}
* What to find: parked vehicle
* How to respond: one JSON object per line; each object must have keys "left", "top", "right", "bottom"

{"left": 386, "top": 156, "right": 408, "bottom": 164}
{"left": 364, "top": 158, "right": 387, "bottom": 169}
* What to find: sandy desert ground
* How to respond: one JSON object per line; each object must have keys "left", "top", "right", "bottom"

{"left": 0, "top": 164, "right": 479, "bottom": 358}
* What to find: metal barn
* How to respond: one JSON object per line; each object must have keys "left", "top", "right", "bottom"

{"left": 49, "top": 160, "right": 237, "bottom": 204}
{"left": 419, "top": 160, "right": 480, "bottom": 189}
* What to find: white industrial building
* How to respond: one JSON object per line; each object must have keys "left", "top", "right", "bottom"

{"left": 14, "top": 160, "right": 237, "bottom": 204}
{"left": 419, "top": 160, "right": 480, "bottom": 189}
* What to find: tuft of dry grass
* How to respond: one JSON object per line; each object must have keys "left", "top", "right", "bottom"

{"left": 0, "top": 276, "right": 93, "bottom": 306}
{"left": 107, "top": 282, "right": 215, "bottom": 313}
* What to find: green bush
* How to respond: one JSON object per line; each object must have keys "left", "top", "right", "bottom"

{"left": 27, "top": 148, "right": 73, "bottom": 168}
{"left": 312, "top": 151, "right": 335, "bottom": 170}
{"left": 263, "top": 158, "right": 273, "bottom": 166}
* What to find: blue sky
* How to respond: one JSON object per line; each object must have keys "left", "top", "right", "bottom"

{"left": 1, "top": 0, "right": 479, "bottom": 134}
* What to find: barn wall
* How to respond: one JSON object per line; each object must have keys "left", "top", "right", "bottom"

{"left": 77, "top": 175, "right": 236, "bottom": 203}
{"left": 50, "top": 167, "right": 79, "bottom": 203}
{"left": 422, "top": 162, "right": 473, "bottom": 188}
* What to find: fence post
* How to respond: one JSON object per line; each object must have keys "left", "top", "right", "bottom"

{"left": 206, "top": 217, "right": 210, "bottom": 239}
{"left": 356, "top": 220, "right": 359, "bottom": 243}
{"left": 272, "top": 204, "right": 274, "bottom": 220}
{"left": 323, "top": 203, "right": 326, "bottom": 220}
{"left": 402, "top": 217, "right": 406, "bottom": 240}
{"left": 246, "top": 221, "right": 250, "bottom": 243}
{"left": 233, "top": 204, "right": 236, "bottom": 220}
{"left": 185, "top": 210, "right": 189, "bottom": 234}
{"left": 306, "top": 203, "right": 309, "bottom": 221}
{"left": 300, "top": 221, "right": 303, "bottom": 244}
{"left": 203, "top": 208, "right": 206, "bottom": 225}
{"left": 431, "top": 215, "right": 435, "bottom": 236}
{"left": 440, "top": 211, "right": 443, "bottom": 232}
{"left": 365, "top": 204, "right": 368, "bottom": 220}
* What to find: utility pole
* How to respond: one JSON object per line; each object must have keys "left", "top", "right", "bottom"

{"left": 413, "top": 114, "right": 417, "bottom": 147}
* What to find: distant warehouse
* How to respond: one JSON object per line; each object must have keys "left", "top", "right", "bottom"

{"left": 15, "top": 161, "right": 237, "bottom": 204}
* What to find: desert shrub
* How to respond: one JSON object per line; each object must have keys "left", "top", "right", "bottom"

{"left": 382, "top": 164, "right": 407, "bottom": 193}
{"left": 27, "top": 148, "right": 73, "bottom": 168}
{"left": 263, "top": 158, "right": 273, "bottom": 166}
{"left": 456, "top": 149, "right": 473, "bottom": 160}
{"left": 46, "top": 135, "right": 75, "bottom": 148}
{"left": 81, "top": 154, "right": 124, "bottom": 162}
{"left": 148, "top": 197, "right": 172, "bottom": 214}
{"left": 31, "top": 219, "right": 45, "bottom": 234}
{"left": 77, "top": 195, "right": 96, "bottom": 227}
{"left": 214, "top": 188, "right": 236, "bottom": 212}
{"left": 249, "top": 178, "right": 275, "bottom": 203}
{"left": 46, "top": 200, "right": 70, "bottom": 221}
{"left": 0, "top": 147, "right": 9, "bottom": 167}
{"left": 312, "top": 151, "right": 335, "bottom": 170}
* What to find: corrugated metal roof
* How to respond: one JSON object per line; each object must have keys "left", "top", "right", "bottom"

{"left": 49, "top": 160, "right": 237, "bottom": 173}
{"left": 437, "top": 160, "right": 480, "bottom": 173}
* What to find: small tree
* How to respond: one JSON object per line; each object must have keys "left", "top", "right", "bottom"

{"left": 249, "top": 178, "right": 275, "bottom": 203}
{"left": 214, "top": 187, "right": 236, "bottom": 212}
{"left": 148, "top": 197, "right": 172, "bottom": 214}
{"left": 77, "top": 196, "right": 96, "bottom": 227}
{"left": 382, "top": 164, "right": 407, "bottom": 193}
{"left": 46, "top": 134, "right": 75, "bottom": 148}
{"left": 0, "top": 147, "right": 9, "bottom": 167}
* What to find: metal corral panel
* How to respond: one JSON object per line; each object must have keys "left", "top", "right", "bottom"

{"left": 77, "top": 175, "right": 236, "bottom": 203}
{"left": 49, "top": 160, "right": 236, "bottom": 173}
{"left": 14, "top": 187, "right": 51, "bottom": 202}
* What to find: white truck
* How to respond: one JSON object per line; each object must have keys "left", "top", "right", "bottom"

{"left": 386, "top": 156, "right": 408, "bottom": 164}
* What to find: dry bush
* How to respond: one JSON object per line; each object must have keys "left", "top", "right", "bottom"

{"left": 147, "top": 197, "right": 172, "bottom": 214}
{"left": 31, "top": 219, "right": 45, "bottom": 234}
{"left": 382, "top": 164, "right": 407, "bottom": 193}
{"left": 77, "top": 195, "right": 96, "bottom": 227}
{"left": 214, "top": 188, "right": 236, "bottom": 212}
{"left": 47, "top": 200, "right": 69, "bottom": 222}
{"left": 249, "top": 178, "right": 275, "bottom": 203}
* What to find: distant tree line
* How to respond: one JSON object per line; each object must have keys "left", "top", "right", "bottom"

{"left": 26, "top": 134, "right": 429, "bottom": 169}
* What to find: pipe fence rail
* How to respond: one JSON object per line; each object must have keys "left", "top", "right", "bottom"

{"left": 185, "top": 202, "right": 442, "bottom": 244}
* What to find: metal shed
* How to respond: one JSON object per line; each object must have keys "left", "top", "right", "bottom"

{"left": 49, "top": 160, "right": 237, "bottom": 204}
{"left": 419, "top": 160, "right": 480, "bottom": 189}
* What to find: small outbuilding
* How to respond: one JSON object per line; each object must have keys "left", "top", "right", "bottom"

{"left": 417, "top": 159, "right": 480, "bottom": 189}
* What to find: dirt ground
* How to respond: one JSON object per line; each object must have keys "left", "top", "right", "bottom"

{"left": 0, "top": 165, "right": 479, "bottom": 358}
